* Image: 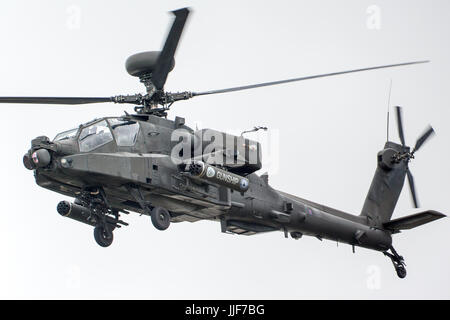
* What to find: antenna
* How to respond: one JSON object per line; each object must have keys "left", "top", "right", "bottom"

{"left": 386, "top": 79, "right": 393, "bottom": 142}
{"left": 241, "top": 126, "right": 268, "bottom": 137}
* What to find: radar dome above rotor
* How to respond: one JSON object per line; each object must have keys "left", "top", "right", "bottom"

{"left": 125, "top": 51, "right": 175, "bottom": 78}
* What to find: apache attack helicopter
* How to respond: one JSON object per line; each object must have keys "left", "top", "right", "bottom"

{"left": 1, "top": 8, "right": 445, "bottom": 278}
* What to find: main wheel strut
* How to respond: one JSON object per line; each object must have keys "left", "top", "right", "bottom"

{"left": 383, "top": 246, "right": 407, "bottom": 279}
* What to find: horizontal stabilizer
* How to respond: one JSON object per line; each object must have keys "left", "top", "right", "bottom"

{"left": 383, "top": 210, "right": 446, "bottom": 232}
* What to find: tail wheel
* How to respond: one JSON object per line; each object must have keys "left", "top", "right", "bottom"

{"left": 396, "top": 265, "right": 407, "bottom": 279}
{"left": 384, "top": 246, "right": 407, "bottom": 279}
{"left": 151, "top": 207, "right": 171, "bottom": 230}
{"left": 94, "top": 225, "right": 114, "bottom": 247}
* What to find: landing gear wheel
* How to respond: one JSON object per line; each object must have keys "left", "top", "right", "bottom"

{"left": 151, "top": 207, "right": 171, "bottom": 230}
{"left": 94, "top": 225, "right": 113, "bottom": 247}
{"left": 384, "top": 246, "right": 407, "bottom": 279}
{"left": 395, "top": 265, "right": 407, "bottom": 279}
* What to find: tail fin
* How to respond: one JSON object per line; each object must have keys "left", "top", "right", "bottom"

{"left": 362, "top": 106, "right": 438, "bottom": 228}
{"left": 360, "top": 141, "right": 408, "bottom": 226}
{"left": 383, "top": 210, "right": 446, "bottom": 233}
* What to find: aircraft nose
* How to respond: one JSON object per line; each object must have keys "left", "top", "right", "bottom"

{"left": 23, "top": 149, "right": 51, "bottom": 170}
{"left": 23, "top": 152, "right": 34, "bottom": 170}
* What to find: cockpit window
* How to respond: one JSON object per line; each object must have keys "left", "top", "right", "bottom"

{"left": 108, "top": 118, "right": 140, "bottom": 147}
{"left": 79, "top": 120, "right": 113, "bottom": 152}
{"left": 54, "top": 128, "right": 78, "bottom": 142}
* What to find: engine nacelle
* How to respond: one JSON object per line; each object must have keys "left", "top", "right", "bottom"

{"left": 193, "top": 128, "right": 262, "bottom": 175}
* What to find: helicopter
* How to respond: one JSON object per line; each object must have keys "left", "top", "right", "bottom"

{"left": 1, "top": 8, "right": 445, "bottom": 279}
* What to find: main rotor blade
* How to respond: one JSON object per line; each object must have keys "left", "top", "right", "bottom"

{"left": 192, "top": 60, "right": 429, "bottom": 97}
{"left": 406, "top": 168, "right": 419, "bottom": 208}
{"left": 395, "top": 106, "right": 406, "bottom": 146}
{"left": 0, "top": 97, "right": 113, "bottom": 105}
{"left": 152, "top": 8, "right": 190, "bottom": 90}
{"left": 413, "top": 126, "right": 435, "bottom": 153}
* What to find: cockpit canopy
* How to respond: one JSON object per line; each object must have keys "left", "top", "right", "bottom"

{"left": 78, "top": 120, "right": 113, "bottom": 152}
{"left": 53, "top": 117, "right": 141, "bottom": 152}
{"left": 54, "top": 128, "right": 77, "bottom": 142}
{"left": 108, "top": 118, "right": 140, "bottom": 147}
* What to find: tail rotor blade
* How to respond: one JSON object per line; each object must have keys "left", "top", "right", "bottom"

{"left": 152, "top": 7, "right": 190, "bottom": 90}
{"left": 413, "top": 126, "right": 435, "bottom": 153}
{"left": 406, "top": 168, "right": 419, "bottom": 208}
{"left": 395, "top": 106, "right": 406, "bottom": 146}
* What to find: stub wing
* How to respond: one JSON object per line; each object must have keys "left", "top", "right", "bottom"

{"left": 383, "top": 210, "right": 446, "bottom": 232}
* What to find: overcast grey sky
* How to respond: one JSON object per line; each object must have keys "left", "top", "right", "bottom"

{"left": 0, "top": 0, "right": 449, "bottom": 299}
